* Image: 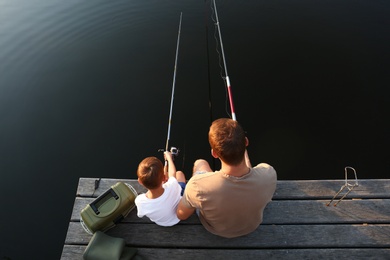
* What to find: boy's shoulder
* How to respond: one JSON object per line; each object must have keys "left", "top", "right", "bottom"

{"left": 166, "top": 176, "right": 179, "bottom": 184}
{"left": 135, "top": 193, "right": 148, "bottom": 204}
{"left": 163, "top": 176, "right": 181, "bottom": 189}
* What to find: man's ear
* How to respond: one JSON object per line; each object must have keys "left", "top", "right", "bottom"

{"left": 211, "top": 149, "right": 219, "bottom": 158}
{"left": 245, "top": 137, "right": 249, "bottom": 147}
{"left": 137, "top": 178, "right": 143, "bottom": 185}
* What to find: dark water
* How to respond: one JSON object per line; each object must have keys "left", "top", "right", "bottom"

{"left": 1, "top": 0, "right": 389, "bottom": 258}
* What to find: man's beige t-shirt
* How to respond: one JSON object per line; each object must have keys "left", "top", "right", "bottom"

{"left": 181, "top": 163, "right": 277, "bottom": 238}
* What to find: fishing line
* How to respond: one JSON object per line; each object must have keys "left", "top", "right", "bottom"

{"left": 205, "top": 0, "right": 217, "bottom": 170}
{"left": 210, "top": 2, "right": 230, "bottom": 119}
{"left": 210, "top": 3, "right": 226, "bottom": 83}
{"left": 205, "top": 0, "right": 213, "bottom": 125}
{"left": 181, "top": 141, "right": 186, "bottom": 170}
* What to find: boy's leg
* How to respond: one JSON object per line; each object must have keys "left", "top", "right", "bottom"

{"left": 176, "top": 170, "right": 186, "bottom": 183}
{"left": 192, "top": 159, "right": 212, "bottom": 176}
{"left": 176, "top": 171, "right": 187, "bottom": 196}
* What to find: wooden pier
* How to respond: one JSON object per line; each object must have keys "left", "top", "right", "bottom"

{"left": 62, "top": 178, "right": 390, "bottom": 259}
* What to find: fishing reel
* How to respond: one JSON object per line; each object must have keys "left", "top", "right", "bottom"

{"left": 170, "top": 147, "right": 180, "bottom": 156}
{"left": 158, "top": 147, "right": 180, "bottom": 158}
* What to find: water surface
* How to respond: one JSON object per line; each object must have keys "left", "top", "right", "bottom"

{"left": 1, "top": 0, "right": 389, "bottom": 258}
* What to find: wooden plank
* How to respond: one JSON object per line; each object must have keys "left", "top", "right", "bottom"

{"left": 61, "top": 245, "right": 85, "bottom": 260}
{"left": 65, "top": 222, "right": 390, "bottom": 248}
{"left": 61, "top": 246, "right": 390, "bottom": 260}
{"left": 63, "top": 178, "right": 390, "bottom": 260}
{"left": 76, "top": 178, "right": 146, "bottom": 197}
{"left": 275, "top": 179, "right": 390, "bottom": 199}
{"left": 76, "top": 178, "right": 390, "bottom": 199}
{"left": 70, "top": 197, "right": 390, "bottom": 224}
{"left": 266, "top": 199, "right": 390, "bottom": 224}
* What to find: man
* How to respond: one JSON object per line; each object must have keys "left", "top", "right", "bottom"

{"left": 176, "top": 118, "right": 277, "bottom": 238}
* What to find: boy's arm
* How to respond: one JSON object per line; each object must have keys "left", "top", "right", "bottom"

{"left": 164, "top": 151, "right": 176, "bottom": 179}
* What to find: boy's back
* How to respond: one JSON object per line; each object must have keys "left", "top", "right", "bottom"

{"left": 136, "top": 153, "right": 186, "bottom": 226}
{"left": 135, "top": 176, "right": 182, "bottom": 226}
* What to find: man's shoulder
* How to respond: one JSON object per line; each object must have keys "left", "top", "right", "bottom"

{"left": 254, "top": 163, "right": 276, "bottom": 173}
{"left": 253, "top": 163, "right": 277, "bottom": 179}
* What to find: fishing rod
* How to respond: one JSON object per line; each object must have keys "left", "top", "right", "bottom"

{"left": 212, "top": 0, "right": 237, "bottom": 121}
{"left": 160, "top": 12, "right": 182, "bottom": 163}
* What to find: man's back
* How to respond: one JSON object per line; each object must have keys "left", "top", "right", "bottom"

{"left": 181, "top": 163, "right": 277, "bottom": 238}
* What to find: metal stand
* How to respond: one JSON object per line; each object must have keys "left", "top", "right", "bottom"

{"left": 326, "top": 167, "right": 358, "bottom": 207}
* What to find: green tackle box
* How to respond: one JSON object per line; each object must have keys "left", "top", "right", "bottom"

{"left": 80, "top": 182, "right": 137, "bottom": 234}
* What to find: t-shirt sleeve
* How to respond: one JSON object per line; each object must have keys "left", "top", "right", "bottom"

{"left": 165, "top": 176, "right": 179, "bottom": 186}
{"left": 135, "top": 194, "right": 147, "bottom": 218}
{"left": 254, "top": 163, "right": 277, "bottom": 201}
{"left": 164, "top": 176, "right": 182, "bottom": 195}
{"left": 255, "top": 163, "right": 277, "bottom": 180}
{"left": 181, "top": 178, "right": 198, "bottom": 209}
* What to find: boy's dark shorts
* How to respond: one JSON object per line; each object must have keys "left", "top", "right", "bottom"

{"left": 178, "top": 182, "right": 186, "bottom": 196}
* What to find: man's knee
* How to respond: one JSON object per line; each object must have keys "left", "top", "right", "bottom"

{"left": 193, "top": 159, "right": 211, "bottom": 174}
{"left": 193, "top": 159, "right": 207, "bottom": 169}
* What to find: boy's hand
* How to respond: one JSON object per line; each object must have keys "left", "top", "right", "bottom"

{"left": 164, "top": 151, "right": 173, "bottom": 162}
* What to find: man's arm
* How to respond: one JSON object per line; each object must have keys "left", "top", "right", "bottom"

{"left": 244, "top": 149, "right": 252, "bottom": 168}
{"left": 176, "top": 199, "right": 195, "bottom": 220}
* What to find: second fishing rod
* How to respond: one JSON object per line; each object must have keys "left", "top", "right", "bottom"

{"left": 211, "top": 0, "right": 237, "bottom": 121}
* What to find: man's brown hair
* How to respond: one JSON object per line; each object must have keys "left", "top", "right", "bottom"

{"left": 208, "top": 118, "right": 246, "bottom": 165}
{"left": 137, "top": 157, "right": 164, "bottom": 189}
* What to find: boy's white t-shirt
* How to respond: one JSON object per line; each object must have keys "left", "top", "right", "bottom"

{"left": 135, "top": 176, "right": 182, "bottom": 226}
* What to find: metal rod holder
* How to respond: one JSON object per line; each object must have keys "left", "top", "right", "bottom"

{"left": 326, "top": 167, "right": 358, "bottom": 207}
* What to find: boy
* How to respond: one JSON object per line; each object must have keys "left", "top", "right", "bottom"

{"left": 135, "top": 151, "right": 186, "bottom": 226}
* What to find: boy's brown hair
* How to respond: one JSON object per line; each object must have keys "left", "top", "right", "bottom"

{"left": 208, "top": 118, "right": 246, "bottom": 166}
{"left": 137, "top": 157, "right": 165, "bottom": 189}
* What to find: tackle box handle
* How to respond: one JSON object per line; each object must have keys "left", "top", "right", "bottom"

{"left": 90, "top": 188, "right": 119, "bottom": 215}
